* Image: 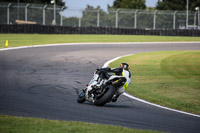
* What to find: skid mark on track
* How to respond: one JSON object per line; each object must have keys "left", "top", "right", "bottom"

{"left": 87, "top": 60, "right": 99, "bottom": 67}
{"left": 43, "top": 64, "right": 54, "bottom": 67}
{"left": 72, "top": 87, "right": 80, "bottom": 96}
{"left": 24, "top": 84, "right": 80, "bottom": 97}
{"left": 74, "top": 81, "right": 82, "bottom": 84}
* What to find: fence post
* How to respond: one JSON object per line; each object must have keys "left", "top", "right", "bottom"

{"left": 153, "top": 10, "right": 158, "bottom": 29}
{"left": 7, "top": 3, "right": 12, "bottom": 24}
{"left": 25, "top": 4, "right": 29, "bottom": 21}
{"left": 79, "top": 18, "right": 81, "bottom": 27}
{"left": 186, "top": 0, "right": 189, "bottom": 29}
{"left": 173, "top": 11, "right": 177, "bottom": 29}
{"left": 43, "top": 5, "right": 47, "bottom": 25}
{"left": 78, "top": 18, "right": 81, "bottom": 27}
{"left": 52, "top": 0, "right": 56, "bottom": 25}
{"left": 134, "top": 10, "right": 138, "bottom": 29}
{"left": 115, "top": 9, "right": 120, "bottom": 28}
{"left": 97, "top": 9, "right": 100, "bottom": 27}
{"left": 60, "top": 6, "right": 65, "bottom": 26}
{"left": 60, "top": 15, "right": 63, "bottom": 26}
{"left": 198, "top": 8, "right": 200, "bottom": 29}
{"left": 194, "top": 12, "right": 197, "bottom": 26}
{"left": 54, "top": 0, "right": 56, "bottom": 25}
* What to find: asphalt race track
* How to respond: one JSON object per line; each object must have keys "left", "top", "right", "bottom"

{"left": 0, "top": 42, "right": 200, "bottom": 133}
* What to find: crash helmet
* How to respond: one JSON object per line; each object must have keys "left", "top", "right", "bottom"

{"left": 120, "top": 63, "right": 130, "bottom": 71}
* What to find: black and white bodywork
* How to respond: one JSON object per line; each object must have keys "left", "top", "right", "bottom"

{"left": 77, "top": 63, "right": 131, "bottom": 106}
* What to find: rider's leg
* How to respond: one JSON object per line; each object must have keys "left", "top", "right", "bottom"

{"left": 112, "top": 87, "right": 125, "bottom": 102}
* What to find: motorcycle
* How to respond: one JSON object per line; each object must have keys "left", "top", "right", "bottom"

{"left": 77, "top": 68, "right": 127, "bottom": 106}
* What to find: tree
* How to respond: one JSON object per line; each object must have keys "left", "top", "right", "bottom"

{"left": 156, "top": 0, "right": 200, "bottom": 11}
{"left": 112, "top": 0, "right": 146, "bottom": 9}
{"left": 63, "top": 17, "right": 79, "bottom": 27}
{"left": 81, "top": 5, "right": 109, "bottom": 27}
{"left": 0, "top": 0, "right": 65, "bottom": 6}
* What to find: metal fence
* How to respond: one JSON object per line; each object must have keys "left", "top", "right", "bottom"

{"left": 0, "top": 2, "right": 199, "bottom": 30}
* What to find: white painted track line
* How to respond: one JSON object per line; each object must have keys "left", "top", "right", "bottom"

{"left": 1, "top": 41, "right": 200, "bottom": 51}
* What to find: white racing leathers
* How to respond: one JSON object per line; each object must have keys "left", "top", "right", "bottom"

{"left": 117, "top": 69, "right": 131, "bottom": 94}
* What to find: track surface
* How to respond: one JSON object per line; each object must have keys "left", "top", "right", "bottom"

{"left": 0, "top": 42, "right": 200, "bottom": 133}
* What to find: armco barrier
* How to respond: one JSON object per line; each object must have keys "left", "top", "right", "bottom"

{"left": 0, "top": 24, "right": 200, "bottom": 36}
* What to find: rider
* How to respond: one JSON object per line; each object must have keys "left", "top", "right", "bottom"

{"left": 101, "top": 63, "right": 131, "bottom": 102}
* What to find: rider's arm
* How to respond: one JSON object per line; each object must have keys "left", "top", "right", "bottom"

{"left": 110, "top": 68, "right": 123, "bottom": 76}
{"left": 100, "top": 67, "right": 123, "bottom": 75}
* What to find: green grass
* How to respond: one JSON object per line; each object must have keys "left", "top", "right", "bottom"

{"left": 0, "top": 115, "right": 160, "bottom": 133}
{"left": 0, "top": 34, "right": 200, "bottom": 48}
{"left": 110, "top": 51, "right": 200, "bottom": 114}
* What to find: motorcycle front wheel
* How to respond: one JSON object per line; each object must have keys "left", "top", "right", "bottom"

{"left": 94, "top": 85, "right": 116, "bottom": 106}
{"left": 77, "top": 92, "right": 86, "bottom": 103}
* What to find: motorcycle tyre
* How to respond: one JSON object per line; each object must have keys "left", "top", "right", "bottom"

{"left": 77, "top": 92, "right": 86, "bottom": 103}
{"left": 94, "top": 85, "right": 116, "bottom": 106}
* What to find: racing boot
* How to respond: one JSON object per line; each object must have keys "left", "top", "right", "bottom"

{"left": 112, "top": 94, "right": 120, "bottom": 102}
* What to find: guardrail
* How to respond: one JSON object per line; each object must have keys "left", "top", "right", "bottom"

{"left": 0, "top": 24, "right": 200, "bottom": 36}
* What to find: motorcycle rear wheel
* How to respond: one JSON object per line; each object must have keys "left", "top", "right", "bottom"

{"left": 94, "top": 85, "right": 116, "bottom": 106}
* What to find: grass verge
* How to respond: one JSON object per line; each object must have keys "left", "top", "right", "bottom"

{"left": 0, "top": 115, "right": 160, "bottom": 133}
{"left": 110, "top": 51, "right": 200, "bottom": 114}
{"left": 1, "top": 34, "right": 200, "bottom": 48}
